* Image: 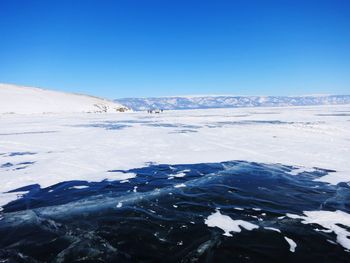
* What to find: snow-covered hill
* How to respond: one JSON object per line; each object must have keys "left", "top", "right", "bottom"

{"left": 0, "top": 83, "right": 129, "bottom": 114}
{"left": 115, "top": 95, "right": 350, "bottom": 111}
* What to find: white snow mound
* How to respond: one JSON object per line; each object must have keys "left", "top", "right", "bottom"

{"left": 0, "top": 83, "right": 128, "bottom": 114}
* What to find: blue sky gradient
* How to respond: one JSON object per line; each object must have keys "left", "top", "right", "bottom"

{"left": 0, "top": 0, "right": 349, "bottom": 98}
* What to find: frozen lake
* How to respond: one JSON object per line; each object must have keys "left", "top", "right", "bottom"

{"left": 0, "top": 105, "right": 350, "bottom": 261}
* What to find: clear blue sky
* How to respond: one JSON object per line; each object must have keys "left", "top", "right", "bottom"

{"left": 0, "top": 0, "right": 349, "bottom": 98}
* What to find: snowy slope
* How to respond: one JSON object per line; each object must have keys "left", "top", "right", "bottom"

{"left": 115, "top": 95, "right": 350, "bottom": 111}
{"left": 0, "top": 83, "right": 128, "bottom": 114}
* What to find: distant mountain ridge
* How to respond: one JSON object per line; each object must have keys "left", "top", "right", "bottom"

{"left": 115, "top": 95, "right": 350, "bottom": 111}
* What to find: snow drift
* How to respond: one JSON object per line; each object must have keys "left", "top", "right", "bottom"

{"left": 0, "top": 83, "right": 128, "bottom": 114}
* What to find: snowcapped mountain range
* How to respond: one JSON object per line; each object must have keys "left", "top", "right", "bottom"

{"left": 0, "top": 83, "right": 128, "bottom": 114}
{"left": 115, "top": 95, "right": 350, "bottom": 111}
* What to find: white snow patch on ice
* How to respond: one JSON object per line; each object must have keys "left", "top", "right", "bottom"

{"left": 284, "top": 236, "right": 297, "bottom": 252}
{"left": 205, "top": 210, "right": 259, "bottom": 236}
{"left": 264, "top": 227, "right": 281, "bottom": 233}
{"left": 120, "top": 180, "right": 130, "bottom": 183}
{"left": 174, "top": 183, "right": 186, "bottom": 188}
{"left": 173, "top": 172, "right": 186, "bottom": 178}
{"left": 287, "top": 210, "right": 350, "bottom": 250}
{"left": 69, "top": 185, "right": 89, "bottom": 190}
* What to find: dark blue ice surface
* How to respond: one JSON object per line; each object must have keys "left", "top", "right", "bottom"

{"left": 0, "top": 161, "right": 349, "bottom": 262}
